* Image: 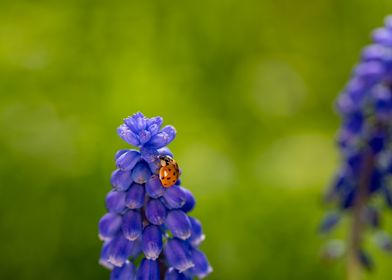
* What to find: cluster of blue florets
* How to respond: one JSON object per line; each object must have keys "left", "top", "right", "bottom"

{"left": 322, "top": 16, "right": 392, "bottom": 257}
{"left": 98, "top": 112, "right": 212, "bottom": 279}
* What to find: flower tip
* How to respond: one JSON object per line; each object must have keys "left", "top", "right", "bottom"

{"left": 166, "top": 210, "right": 192, "bottom": 240}
{"left": 142, "top": 225, "right": 163, "bottom": 261}
{"left": 99, "top": 258, "right": 114, "bottom": 270}
{"left": 98, "top": 233, "right": 108, "bottom": 242}
{"left": 197, "top": 265, "right": 213, "bottom": 279}
{"left": 189, "top": 248, "right": 212, "bottom": 278}
{"left": 165, "top": 238, "right": 194, "bottom": 272}
{"left": 178, "top": 262, "right": 194, "bottom": 273}
{"left": 178, "top": 231, "right": 192, "bottom": 241}
{"left": 134, "top": 111, "right": 145, "bottom": 117}
{"left": 108, "top": 256, "right": 125, "bottom": 268}
{"left": 192, "top": 234, "right": 205, "bottom": 246}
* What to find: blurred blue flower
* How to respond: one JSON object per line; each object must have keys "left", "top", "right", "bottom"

{"left": 99, "top": 112, "right": 212, "bottom": 279}
{"left": 323, "top": 16, "right": 392, "bottom": 269}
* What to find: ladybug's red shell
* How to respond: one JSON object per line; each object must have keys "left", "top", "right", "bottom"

{"left": 158, "top": 155, "right": 180, "bottom": 188}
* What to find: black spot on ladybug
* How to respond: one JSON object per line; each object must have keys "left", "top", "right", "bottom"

{"left": 173, "top": 172, "right": 176, "bottom": 175}
{"left": 168, "top": 168, "right": 171, "bottom": 171}
{"left": 166, "top": 177, "right": 171, "bottom": 180}
{"left": 172, "top": 180, "right": 175, "bottom": 182}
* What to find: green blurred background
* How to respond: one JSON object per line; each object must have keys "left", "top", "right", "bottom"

{"left": 2, "top": 1, "right": 392, "bottom": 279}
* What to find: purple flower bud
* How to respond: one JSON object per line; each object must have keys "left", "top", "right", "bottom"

{"left": 122, "top": 210, "right": 142, "bottom": 241}
{"left": 164, "top": 267, "right": 191, "bottom": 280}
{"left": 343, "top": 112, "right": 363, "bottom": 135}
{"left": 342, "top": 189, "right": 356, "bottom": 209}
{"left": 100, "top": 241, "right": 114, "bottom": 269}
{"left": 117, "top": 124, "right": 140, "bottom": 146}
{"left": 110, "top": 261, "right": 136, "bottom": 280}
{"left": 188, "top": 217, "right": 205, "bottom": 247}
{"left": 146, "top": 125, "right": 176, "bottom": 149}
{"left": 362, "top": 45, "right": 387, "bottom": 61}
{"left": 342, "top": 78, "right": 368, "bottom": 108}
{"left": 373, "top": 28, "right": 392, "bottom": 47}
{"left": 124, "top": 112, "right": 147, "bottom": 134}
{"left": 106, "top": 190, "right": 126, "bottom": 214}
{"left": 373, "top": 85, "right": 392, "bottom": 119}
{"left": 370, "top": 170, "right": 382, "bottom": 193}
{"left": 147, "top": 116, "right": 163, "bottom": 136}
{"left": 325, "top": 170, "right": 347, "bottom": 202}
{"left": 355, "top": 61, "right": 385, "bottom": 87}
{"left": 136, "top": 259, "right": 160, "bottom": 280}
{"left": 336, "top": 129, "right": 353, "bottom": 150}
{"left": 139, "top": 130, "right": 152, "bottom": 145}
{"left": 358, "top": 249, "right": 373, "bottom": 271}
{"left": 133, "top": 114, "right": 147, "bottom": 132}
{"left": 319, "top": 212, "right": 340, "bottom": 234}
{"left": 115, "top": 149, "right": 129, "bottom": 160}
{"left": 145, "top": 199, "right": 167, "bottom": 225}
{"left": 131, "top": 161, "right": 152, "bottom": 184}
{"left": 116, "top": 150, "right": 141, "bottom": 171}
{"left": 166, "top": 210, "right": 192, "bottom": 240}
{"left": 140, "top": 147, "right": 159, "bottom": 163}
{"left": 111, "top": 169, "right": 133, "bottom": 191}
{"left": 188, "top": 248, "right": 213, "bottom": 279}
{"left": 125, "top": 183, "right": 145, "bottom": 209}
{"left": 99, "top": 213, "right": 122, "bottom": 241}
{"left": 142, "top": 225, "right": 163, "bottom": 260}
{"left": 163, "top": 186, "right": 186, "bottom": 209}
{"left": 146, "top": 175, "right": 165, "bottom": 198}
{"left": 107, "top": 235, "right": 134, "bottom": 267}
{"left": 368, "top": 131, "right": 385, "bottom": 154}
{"left": 346, "top": 152, "right": 363, "bottom": 177}
{"left": 180, "top": 188, "right": 195, "bottom": 213}
{"left": 164, "top": 238, "right": 194, "bottom": 272}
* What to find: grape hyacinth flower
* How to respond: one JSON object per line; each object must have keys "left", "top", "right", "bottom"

{"left": 98, "top": 112, "right": 212, "bottom": 280}
{"left": 321, "top": 16, "right": 392, "bottom": 280}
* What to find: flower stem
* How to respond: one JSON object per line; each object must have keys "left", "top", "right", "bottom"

{"left": 347, "top": 150, "right": 374, "bottom": 280}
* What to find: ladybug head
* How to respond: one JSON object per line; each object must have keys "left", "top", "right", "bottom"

{"left": 157, "top": 155, "right": 173, "bottom": 167}
{"left": 157, "top": 155, "right": 173, "bottom": 161}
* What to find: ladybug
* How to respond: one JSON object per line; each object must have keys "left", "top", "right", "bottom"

{"left": 158, "top": 155, "right": 180, "bottom": 188}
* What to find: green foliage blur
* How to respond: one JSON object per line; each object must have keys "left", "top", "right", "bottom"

{"left": 2, "top": 1, "right": 392, "bottom": 279}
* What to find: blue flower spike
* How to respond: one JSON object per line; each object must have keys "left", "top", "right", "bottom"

{"left": 99, "top": 112, "right": 212, "bottom": 279}
{"left": 323, "top": 16, "right": 392, "bottom": 275}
